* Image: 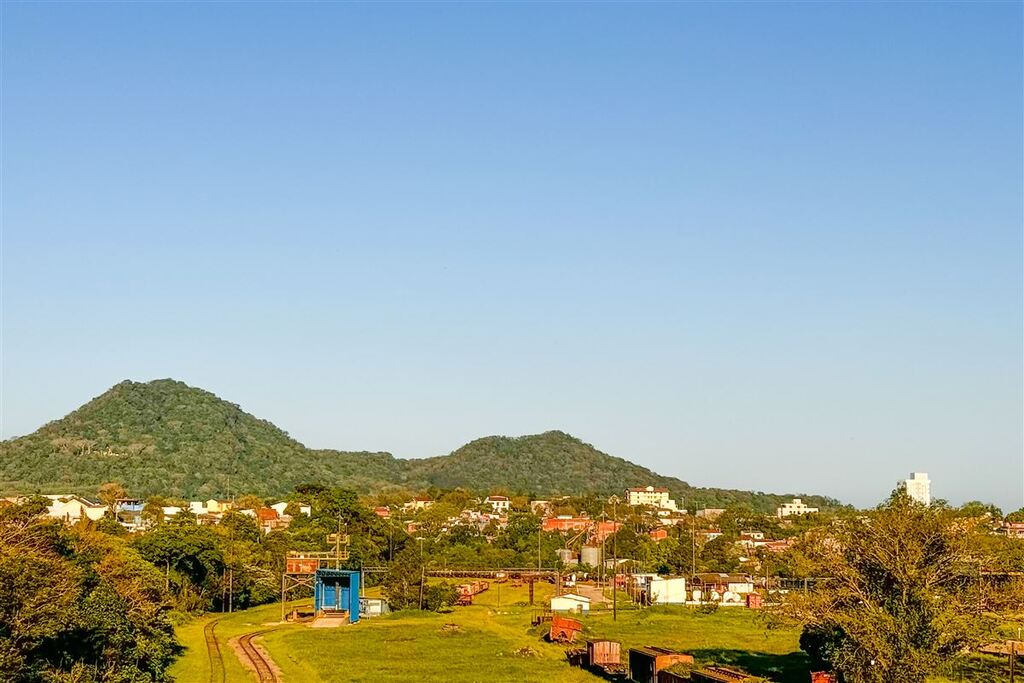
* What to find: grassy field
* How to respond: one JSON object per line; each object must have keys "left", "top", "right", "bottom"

{"left": 169, "top": 582, "right": 1018, "bottom": 683}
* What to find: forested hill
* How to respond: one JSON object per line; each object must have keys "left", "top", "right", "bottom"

{"left": 403, "top": 431, "right": 839, "bottom": 512}
{"left": 0, "top": 379, "right": 841, "bottom": 511}
{"left": 0, "top": 379, "right": 398, "bottom": 499}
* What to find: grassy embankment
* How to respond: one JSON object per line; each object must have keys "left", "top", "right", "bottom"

{"left": 169, "top": 583, "right": 1020, "bottom": 683}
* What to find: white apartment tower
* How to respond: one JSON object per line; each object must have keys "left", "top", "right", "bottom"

{"left": 626, "top": 486, "right": 679, "bottom": 511}
{"left": 901, "top": 472, "right": 931, "bottom": 506}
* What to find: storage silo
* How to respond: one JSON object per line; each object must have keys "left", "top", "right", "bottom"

{"left": 580, "top": 545, "right": 601, "bottom": 567}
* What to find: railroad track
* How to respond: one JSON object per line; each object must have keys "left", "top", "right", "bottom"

{"left": 204, "top": 617, "right": 225, "bottom": 683}
{"left": 237, "top": 629, "right": 280, "bottom": 683}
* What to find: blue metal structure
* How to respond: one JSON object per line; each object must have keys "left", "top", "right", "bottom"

{"left": 313, "top": 568, "right": 360, "bottom": 623}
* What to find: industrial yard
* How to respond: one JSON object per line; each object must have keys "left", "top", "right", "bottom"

{"left": 170, "top": 582, "right": 793, "bottom": 682}
{"left": 166, "top": 580, "right": 1017, "bottom": 683}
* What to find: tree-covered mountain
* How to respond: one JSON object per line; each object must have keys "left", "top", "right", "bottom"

{"left": 0, "top": 379, "right": 398, "bottom": 499}
{"left": 403, "top": 431, "right": 838, "bottom": 512}
{"left": 0, "top": 379, "right": 841, "bottom": 512}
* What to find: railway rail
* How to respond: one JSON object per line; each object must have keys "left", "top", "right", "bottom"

{"left": 204, "top": 617, "right": 225, "bottom": 683}
{"left": 237, "top": 629, "right": 280, "bottom": 683}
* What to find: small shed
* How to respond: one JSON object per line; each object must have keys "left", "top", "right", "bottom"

{"left": 649, "top": 577, "right": 688, "bottom": 605}
{"left": 313, "top": 568, "right": 360, "bottom": 623}
{"left": 586, "top": 639, "right": 621, "bottom": 667}
{"left": 628, "top": 646, "right": 694, "bottom": 683}
{"left": 550, "top": 592, "right": 591, "bottom": 613}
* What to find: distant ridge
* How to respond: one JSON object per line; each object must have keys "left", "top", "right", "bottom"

{"left": 0, "top": 379, "right": 841, "bottom": 512}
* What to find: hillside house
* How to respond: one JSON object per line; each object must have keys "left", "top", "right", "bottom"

{"left": 529, "top": 500, "right": 551, "bottom": 515}
{"left": 543, "top": 515, "right": 592, "bottom": 532}
{"left": 997, "top": 522, "right": 1024, "bottom": 539}
{"left": 403, "top": 497, "right": 434, "bottom": 512}
{"left": 776, "top": 498, "right": 819, "bottom": 518}
{"left": 42, "top": 495, "right": 107, "bottom": 523}
{"left": 626, "top": 486, "right": 679, "bottom": 511}
{"left": 114, "top": 498, "right": 145, "bottom": 531}
{"left": 256, "top": 507, "right": 289, "bottom": 533}
{"left": 484, "top": 495, "right": 511, "bottom": 513}
{"left": 270, "top": 501, "right": 312, "bottom": 517}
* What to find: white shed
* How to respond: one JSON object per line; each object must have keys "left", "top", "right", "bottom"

{"left": 648, "top": 577, "right": 688, "bottom": 604}
{"left": 550, "top": 593, "right": 591, "bottom": 614}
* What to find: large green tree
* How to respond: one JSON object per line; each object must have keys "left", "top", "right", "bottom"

{"left": 780, "top": 491, "right": 1003, "bottom": 682}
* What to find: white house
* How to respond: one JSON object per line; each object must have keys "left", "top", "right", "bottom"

{"left": 776, "top": 498, "right": 819, "bottom": 518}
{"left": 403, "top": 497, "right": 434, "bottom": 512}
{"left": 626, "top": 486, "right": 679, "bottom": 511}
{"left": 485, "top": 495, "right": 511, "bottom": 513}
{"left": 161, "top": 506, "right": 183, "bottom": 518}
{"left": 43, "top": 495, "right": 107, "bottom": 523}
{"left": 550, "top": 593, "right": 591, "bottom": 614}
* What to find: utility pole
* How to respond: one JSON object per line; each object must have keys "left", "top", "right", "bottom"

{"left": 537, "top": 523, "right": 541, "bottom": 571}
{"left": 1010, "top": 638, "right": 1016, "bottom": 683}
{"left": 691, "top": 510, "right": 697, "bottom": 577}
{"left": 610, "top": 495, "right": 619, "bottom": 622}
{"left": 417, "top": 537, "right": 425, "bottom": 610}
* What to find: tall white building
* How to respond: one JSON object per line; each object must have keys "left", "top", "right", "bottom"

{"left": 626, "top": 486, "right": 679, "bottom": 511}
{"left": 776, "top": 498, "right": 819, "bottom": 518}
{"left": 900, "top": 472, "right": 931, "bottom": 506}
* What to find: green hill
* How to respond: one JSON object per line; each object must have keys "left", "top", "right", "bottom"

{"left": 403, "top": 431, "right": 838, "bottom": 512}
{"left": 0, "top": 379, "right": 841, "bottom": 512}
{"left": 0, "top": 379, "right": 397, "bottom": 498}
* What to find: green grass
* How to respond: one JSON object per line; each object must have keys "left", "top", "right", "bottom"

{"left": 169, "top": 586, "right": 1018, "bottom": 682}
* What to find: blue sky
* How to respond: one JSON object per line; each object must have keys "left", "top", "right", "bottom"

{"left": 2, "top": 2, "right": 1021, "bottom": 510}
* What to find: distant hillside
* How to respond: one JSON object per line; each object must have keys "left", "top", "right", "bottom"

{"left": 0, "top": 379, "right": 841, "bottom": 512}
{"left": 0, "top": 379, "right": 396, "bottom": 498}
{"left": 403, "top": 431, "right": 838, "bottom": 512}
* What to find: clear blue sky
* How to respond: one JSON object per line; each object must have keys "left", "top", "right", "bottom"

{"left": 2, "top": 2, "right": 1021, "bottom": 510}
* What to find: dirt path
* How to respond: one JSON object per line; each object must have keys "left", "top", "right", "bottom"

{"left": 572, "top": 583, "right": 608, "bottom": 604}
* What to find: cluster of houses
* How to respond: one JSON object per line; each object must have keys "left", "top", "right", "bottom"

{"left": 1, "top": 493, "right": 311, "bottom": 534}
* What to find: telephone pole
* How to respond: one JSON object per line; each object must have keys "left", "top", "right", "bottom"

{"left": 609, "top": 495, "right": 619, "bottom": 622}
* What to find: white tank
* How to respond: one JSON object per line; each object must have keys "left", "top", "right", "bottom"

{"left": 556, "top": 548, "right": 578, "bottom": 565}
{"left": 581, "top": 546, "right": 601, "bottom": 567}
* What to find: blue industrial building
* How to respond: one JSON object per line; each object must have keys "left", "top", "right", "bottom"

{"left": 313, "top": 568, "right": 360, "bottom": 623}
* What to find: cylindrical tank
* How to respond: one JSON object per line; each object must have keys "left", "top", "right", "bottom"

{"left": 556, "top": 548, "right": 577, "bottom": 565}
{"left": 581, "top": 545, "right": 601, "bottom": 567}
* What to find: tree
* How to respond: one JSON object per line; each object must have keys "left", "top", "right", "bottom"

{"left": 779, "top": 491, "right": 998, "bottom": 682}
{"left": 382, "top": 545, "right": 424, "bottom": 610}
{"left": 98, "top": 482, "right": 127, "bottom": 512}
{"left": 1005, "top": 507, "right": 1024, "bottom": 523}
{"left": 422, "top": 582, "right": 459, "bottom": 611}
{"left": 700, "top": 536, "right": 740, "bottom": 572}
{"left": 0, "top": 499, "right": 178, "bottom": 682}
